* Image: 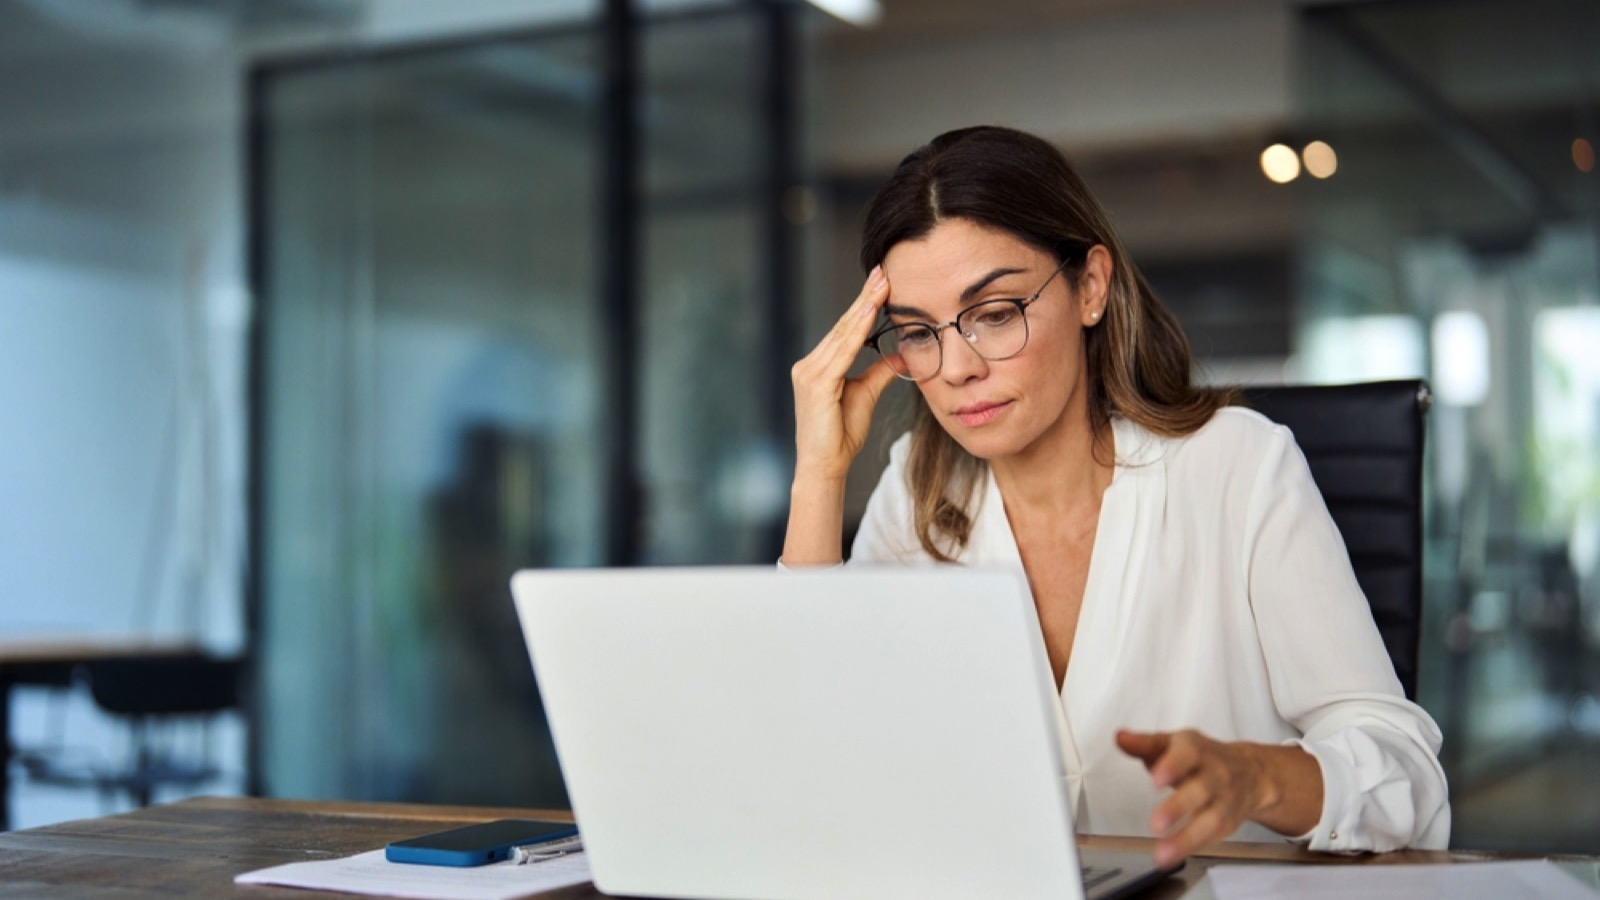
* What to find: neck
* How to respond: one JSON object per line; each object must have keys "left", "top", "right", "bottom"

{"left": 990, "top": 404, "right": 1114, "bottom": 520}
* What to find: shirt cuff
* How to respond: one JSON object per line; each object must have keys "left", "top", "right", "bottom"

{"left": 1284, "top": 737, "right": 1359, "bottom": 853}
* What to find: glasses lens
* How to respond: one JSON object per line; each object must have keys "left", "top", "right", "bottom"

{"left": 957, "top": 300, "right": 1029, "bottom": 361}
{"left": 878, "top": 324, "right": 941, "bottom": 380}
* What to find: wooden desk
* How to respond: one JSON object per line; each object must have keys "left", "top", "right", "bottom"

{"left": 0, "top": 796, "right": 1560, "bottom": 899}
{"left": 0, "top": 636, "right": 203, "bottom": 830}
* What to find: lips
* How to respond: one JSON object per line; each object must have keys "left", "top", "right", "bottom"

{"left": 954, "top": 400, "right": 1012, "bottom": 428}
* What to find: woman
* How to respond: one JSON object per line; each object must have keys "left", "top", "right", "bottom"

{"left": 783, "top": 126, "right": 1449, "bottom": 866}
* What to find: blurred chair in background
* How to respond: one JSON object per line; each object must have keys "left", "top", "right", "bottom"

{"left": 19, "top": 653, "right": 243, "bottom": 810}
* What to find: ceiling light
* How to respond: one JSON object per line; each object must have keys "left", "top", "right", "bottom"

{"left": 1260, "top": 143, "right": 1300, "bottom": 184}
{"left": 803, "top": 0, "right": 881, "bottom": 26}
{"left": 1302, "top": 140, "right": 1338, "bottom": 179}
{"left": 1574, "top": 138, "right": 1596, "bottom": 174}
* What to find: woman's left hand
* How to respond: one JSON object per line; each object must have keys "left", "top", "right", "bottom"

{"left": 1115, "top": 728, "right": 1321, "bottom": 868}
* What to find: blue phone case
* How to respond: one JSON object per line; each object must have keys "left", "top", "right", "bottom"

{"left": 385, "top": 819, "right": 579, "bottom": 867}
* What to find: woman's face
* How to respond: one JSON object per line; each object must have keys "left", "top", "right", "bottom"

{"left": 880, "top": 218, "right": 1107, "bottom": 462}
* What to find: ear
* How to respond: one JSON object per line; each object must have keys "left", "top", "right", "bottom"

{"left": 1078, "top": 244, "right": 1112, "bottom": 327}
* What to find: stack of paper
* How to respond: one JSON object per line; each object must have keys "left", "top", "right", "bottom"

{"left": 235, "top": 848, "right": 592, "bottom": 900}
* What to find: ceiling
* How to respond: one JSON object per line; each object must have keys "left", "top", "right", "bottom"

{"left": 843, "top": 0, "right": 1286, "bottom": 41}
{"left": 3, "top": 0, "right": 1592, "bottom": 262}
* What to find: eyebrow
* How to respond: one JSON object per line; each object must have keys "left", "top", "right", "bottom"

{"left": 884, "top": 266, "right": 1031, "bottom": 320}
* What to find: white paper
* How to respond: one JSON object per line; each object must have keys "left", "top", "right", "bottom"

{"left": 1207, "top": 859, "right": 1598, "bottom": 900}
{"left": 234, "top": 848, "right": 592, "bottom": 900}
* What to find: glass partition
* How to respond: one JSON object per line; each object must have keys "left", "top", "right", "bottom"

{"left": 256, "top": 5, "right": 806, "bottom": 806}
{"left": 1298, "top": 0, "right": 1600, "bottom": 851}
{"left": 259, "top": 30, "right": 605, "bottom": 806}
{"left": 639, "top": 12, "right": 786, "bottom": 563}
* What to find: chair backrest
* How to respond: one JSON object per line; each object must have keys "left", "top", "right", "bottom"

{"left": 1239, "top": 380, "right": 1430, "bottom": 700}
{"left": 85, "top": 654, "right": 242, "bottom": 718}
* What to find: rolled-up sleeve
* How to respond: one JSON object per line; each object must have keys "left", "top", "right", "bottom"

{"left": 1244, "top": 425, "right": 1451, "bottom": 852}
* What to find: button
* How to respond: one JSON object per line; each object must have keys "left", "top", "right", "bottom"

{"left": 1329, "top": 830, "right": 1339, "bottom": 841}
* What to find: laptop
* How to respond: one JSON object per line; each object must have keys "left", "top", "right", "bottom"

{"left": 511, "top": 566, "right": 1178, "bottom": 900}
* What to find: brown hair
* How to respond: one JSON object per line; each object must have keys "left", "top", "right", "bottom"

{"left": 860, "top": 125, "right": 1235, "bottom": 560}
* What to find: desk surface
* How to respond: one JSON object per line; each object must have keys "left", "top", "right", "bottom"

{"left": 0, "top": 796, "right": 1563, "bottom": 899}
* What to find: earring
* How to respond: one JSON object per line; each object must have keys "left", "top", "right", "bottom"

{"left": 1089, "top": 310, "right": 1101, "bottom": 321}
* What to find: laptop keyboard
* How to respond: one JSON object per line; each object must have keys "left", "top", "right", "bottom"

{"left": 1082, "top": 865, "right": 1123, "bottom": 890}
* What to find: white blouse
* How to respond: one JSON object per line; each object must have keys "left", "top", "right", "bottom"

{"left": 848, "top": 408, "right": 1451, "bottom": 851}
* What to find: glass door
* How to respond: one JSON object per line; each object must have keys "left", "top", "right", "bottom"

{"left": 257, "top": 28, "right": 606, "bottom": 806}
{"left": 253, "top": 3, "right": 808, "bottom": 807}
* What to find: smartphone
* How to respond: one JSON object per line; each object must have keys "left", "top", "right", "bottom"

{"left": 384, "top": 818, "right": 579, "bottom": 867}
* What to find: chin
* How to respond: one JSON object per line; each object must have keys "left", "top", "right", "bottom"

{"left": 939, "top": 420, "right": 1025, "bottom": 462}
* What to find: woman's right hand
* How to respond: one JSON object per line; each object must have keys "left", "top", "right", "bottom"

{"left": 789, "top": 266, "right": 900, "bottom": 485}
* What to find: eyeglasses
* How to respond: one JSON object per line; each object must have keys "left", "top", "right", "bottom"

{"left": 865, "top": 255, "right": 1076, "bottom": 383}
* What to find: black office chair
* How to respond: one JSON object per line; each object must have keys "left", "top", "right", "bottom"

{"left": 20, "top": 653, "right": 243, "bottom": 809}
{"left": 1239, "top": 380, "right": 1431, "bottom": 700}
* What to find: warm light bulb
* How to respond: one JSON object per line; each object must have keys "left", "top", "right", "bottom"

{"left": 1302, "top": 140, "right": 1338, "bottom": 179}
{"left": 1574, "top": 138, "right": 1596, "bottom": 174}
{"left": 1260, "top": 143, "right": 1300, "bottom": 184}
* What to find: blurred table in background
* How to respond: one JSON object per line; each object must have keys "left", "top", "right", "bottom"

{"left": 0, "top": 635, "right": 201, "bottom": 830}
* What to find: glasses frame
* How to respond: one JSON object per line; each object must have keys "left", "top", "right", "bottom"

{"left": 864, "top": 251, "right": 1081, "bottom": 383}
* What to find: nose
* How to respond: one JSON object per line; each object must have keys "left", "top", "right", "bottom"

{"left": 937, "top": 327, "right": 988, "bottom": 384}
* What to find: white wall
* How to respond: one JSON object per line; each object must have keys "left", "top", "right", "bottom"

{"left": 0, "top": 11, "right": 247, "bottom": 646}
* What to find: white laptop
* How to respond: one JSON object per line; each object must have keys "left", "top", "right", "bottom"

{"left": 511, "top": 566, "right": 1177, "bottom": 900}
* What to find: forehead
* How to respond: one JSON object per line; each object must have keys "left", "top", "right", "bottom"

{"left": 881, "top": 219, "right": 1052, "bottom": 298}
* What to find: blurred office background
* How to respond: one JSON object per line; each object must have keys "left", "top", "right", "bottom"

{"left": 2, "top": 0, "right": 1596, "bottom": 853}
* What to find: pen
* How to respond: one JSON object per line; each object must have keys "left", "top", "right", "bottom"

{"left": 511, "top": 837, "right": 583, "bottom": 865}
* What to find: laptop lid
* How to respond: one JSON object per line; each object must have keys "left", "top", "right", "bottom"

{"left": 512, "top": 566, "right": 1159, "bottom": 900}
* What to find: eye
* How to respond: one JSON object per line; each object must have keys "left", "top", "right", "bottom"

{"left": 896, "top": 325, "right": 937, "bottom": 347}
{"left": 969, "top": 303, "right": 1020, "bottom": 328}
